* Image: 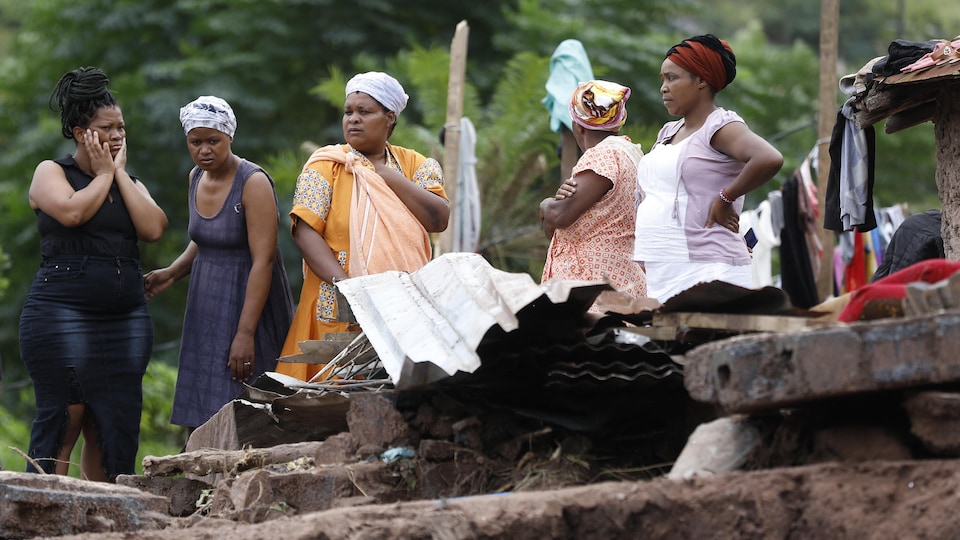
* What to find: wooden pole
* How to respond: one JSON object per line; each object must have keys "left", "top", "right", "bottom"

{"left": 437, "top": 20, "right": 469, "bottom": 256}
{"left": 934, "top": 87, "right": 960, "bottom": 259}
{"left": 560, "top": 126, "right": 578, "bottom": 182}
{"left": 816, "top": 0, "right": 839, "bottom": 301}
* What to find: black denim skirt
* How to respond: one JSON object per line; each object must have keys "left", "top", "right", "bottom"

{"left": 19, "top": 256, "right": 153, "bottom": 479}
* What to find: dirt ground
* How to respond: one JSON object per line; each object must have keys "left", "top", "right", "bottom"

{"left": 37, "top": 388, "right": 959, "bottom": 539}
{"left": 52, "top": 458, "right": 960, "bottom": 540}
{"left": 13, "top": 345, "right": 960, "bottom": 540}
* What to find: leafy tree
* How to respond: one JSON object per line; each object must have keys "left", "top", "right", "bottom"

{"left": 713, "top": 21, "right": 821, "bottom": 203}
{"left": 0, "top": 0, "right": 515, "bottom": 418}
{"left": 694, "top": 0, "right": 940, "bottom": 208}
{"left": 0, "top": 248, "right": 9, "bottom": 300}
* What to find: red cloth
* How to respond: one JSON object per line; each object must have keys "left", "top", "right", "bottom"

{"left": 844, "top": 232, "right": 867, "bottom": 293}
{"left": 837, "top": 259, "right": 960, "bottom": 322}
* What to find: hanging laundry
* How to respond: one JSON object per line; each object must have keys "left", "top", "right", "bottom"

{"left": 825, "top": 97, "right": 877, "bottom": 232}
{"left": 542, "top": 39, "right": 594, "bottom": 133}
{"left": 740, "top": 198, "right": 782, "bottom": 288}
{"left": 780, "top": 173, "right": 820, "bottom": 308}
{"left": 451, "top": 117, "right": 481, "bottom": 253}
{"left": 900, "top": 38, "right": 960, "bottom": 73}
{"left": 871, "top": 39, "right": 939, "bottom": 77}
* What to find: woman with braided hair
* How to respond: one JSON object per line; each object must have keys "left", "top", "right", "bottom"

{"left": 19, "top": 67, "right": 168, "bottom": 480}
{"left": 631, "top": 34, "right": 783, "bottom": 302}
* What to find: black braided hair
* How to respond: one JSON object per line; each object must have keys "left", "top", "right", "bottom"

{"left": 666, "top": 34, "right": 737, "bottom": 88}
{"left": 48, "top": 67, "right": 118, "bottom": 140}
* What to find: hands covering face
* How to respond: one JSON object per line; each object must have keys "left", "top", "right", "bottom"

{"left": 82, "top": 129, "right": 126, "bottom": 178}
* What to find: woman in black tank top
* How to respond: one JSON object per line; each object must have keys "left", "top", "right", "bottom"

{"left": 18, "top": 67, "right": 168, "bottom": 481}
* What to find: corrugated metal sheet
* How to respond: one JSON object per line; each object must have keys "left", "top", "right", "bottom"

{"left": 246, "top": 255, "right": 841, "bottom": 443}
{"left": 246, "top": 253, "right": 689, "bottom": 440}
{"left": 335, "top": 253, "right": 614, "bottom": 388}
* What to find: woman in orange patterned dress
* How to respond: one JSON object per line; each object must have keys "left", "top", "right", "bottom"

{"left": 539, "top": 80, "right": 647, "bottom": 310}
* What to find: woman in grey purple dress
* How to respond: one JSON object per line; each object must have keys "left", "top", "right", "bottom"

{"left": 144, "top": 96, "right": 293, "bottom": 432}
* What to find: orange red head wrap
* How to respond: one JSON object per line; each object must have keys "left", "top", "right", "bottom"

{"left": 666, "top": 34, "right": 737, "bottom": 92}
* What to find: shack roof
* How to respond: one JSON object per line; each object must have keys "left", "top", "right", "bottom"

{"left": 854, "top": 54, "right": 960, "bottom": 132}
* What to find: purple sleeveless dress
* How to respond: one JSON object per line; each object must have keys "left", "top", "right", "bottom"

{"left": 171, "top": 159, "right": 293, "bottom": 428}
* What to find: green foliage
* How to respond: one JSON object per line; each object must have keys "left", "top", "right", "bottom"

{"left": 472, "top": 51, "right": 559, "bottom": 275}
{"left": 138, "top": 359, "right": 187, "bottom": 466}
{"left": 0, "top": 246, "right": 9, "bottom": 300}
{"left": 873, "top": 126, "right": 938, "bottom": 210}
{"left": 716, "top": 22, "right": 821, "bottom": 204}
{"left": 0, "top": 385, "right": 34, "bottom": 472}
{"left": 495, "top": 0, "right": 687, "bottom": 128}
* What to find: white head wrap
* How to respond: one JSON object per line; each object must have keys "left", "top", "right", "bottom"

{"left": 345, "top": 72, "right": 409, "bottom": 115}
{"left": 179, "top": 95, "right": 237, "bottom": 137}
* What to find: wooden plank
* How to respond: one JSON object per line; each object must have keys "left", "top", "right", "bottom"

{"left": 144, "top": 442, "right": 328, "bottom": 477}
{"left": 884, "top": 101, "right": 937, "bottom": 134}
{"left": 436, "top": 20, "right": 470, "bottom": 256}
{"left": 560, "top": 126, "right": 578, "bottom": 182}
{"left": 935, "top": 83, "right": 960, "bottom": 259}
{"left": 653, "top": 312, "right": 821, "bottom": 333}
{"left": 278, "top": 333, "right": 362, "bottom": 364}
{"left": 615, "top": 325, "right": 681, "bottom": 342}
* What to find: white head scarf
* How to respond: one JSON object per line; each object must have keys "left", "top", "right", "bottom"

{"left": 179, "top": 95, "right": 237, "bottom": 137}
{"left": 345, "top": 72, "right": 409, "bottom": 115}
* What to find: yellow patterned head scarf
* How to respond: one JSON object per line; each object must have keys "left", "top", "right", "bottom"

{"left": 568, "top": 80, "right": 631, "bottom": 131}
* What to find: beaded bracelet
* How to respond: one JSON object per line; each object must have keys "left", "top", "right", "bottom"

{"left": 719, "top": 187, "right": 734, "bottom": 204}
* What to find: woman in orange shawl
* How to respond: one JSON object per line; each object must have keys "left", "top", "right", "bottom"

{"left": 278, "top": 72, "right": 449, "bottom": 381}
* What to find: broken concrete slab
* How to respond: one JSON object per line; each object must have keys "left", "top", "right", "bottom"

{"left": 117, "top": 475, "right": 209, "bottom": 517}
{"left": 903, "top": 391, "right": 960, "bottom": 456}
{"left": 684, "top": 312, "right": 960, "bottom": 413}
{"left": 668, "top": 415, "right": 762, "bottom": 480}
{"left": 0, "top": 471, "right": 169, "bottom": 538}
{"left": 346, "top": 392, "right": 415, "bottom": 449}
{"left": 203, "top": 462, "right": 407, "bottom": 520}
{"left": 904, "top": 271, "right": 960, "bottom": 317}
